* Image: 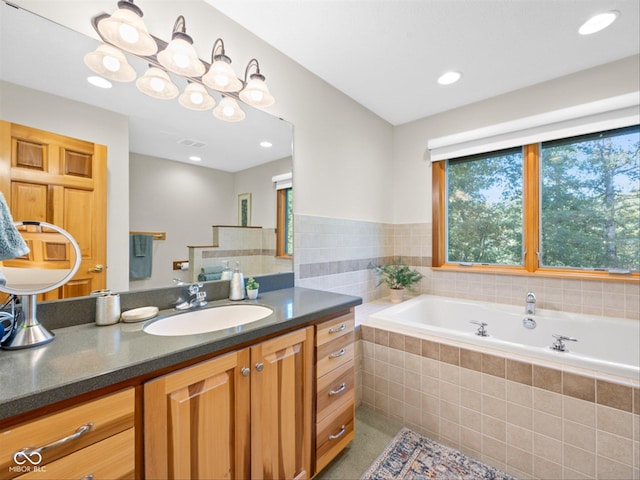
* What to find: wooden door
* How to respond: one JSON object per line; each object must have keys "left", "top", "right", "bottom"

{"left": 0, "top": 121, "right": 107, "bottom": 298}
{"left": 251, "top": 327, "right": 313, "bottom": 480}
{"left": 144, "top": 349, "right": 251, "bottom": 480}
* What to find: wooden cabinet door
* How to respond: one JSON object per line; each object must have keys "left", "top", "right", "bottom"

{"left": 144, "top": 350, "right": 251, "bottom": 480}
{"left": 250, "top": 327, "right": 313, "bottom": 480}
{"left": 0, "top": 121, "right": 107, "bottom": 298}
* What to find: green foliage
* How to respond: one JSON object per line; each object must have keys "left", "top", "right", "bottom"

{"left": 246, "top": 277, "right": 259, "bottom": 290}
{"left": 370, "top": 258, "right": 424, "bottom": 290}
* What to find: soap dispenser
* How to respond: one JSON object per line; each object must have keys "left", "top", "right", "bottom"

{"left": 220, "top": 260, "right": 232, "bottom": 281}
{"left": 229, "top": 262, "right": 245, "bottom": 300}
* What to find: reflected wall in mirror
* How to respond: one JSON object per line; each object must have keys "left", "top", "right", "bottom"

{"left": 0, "top": 2, "right": 294, "bottom": 292}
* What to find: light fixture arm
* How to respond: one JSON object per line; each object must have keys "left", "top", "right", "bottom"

{"left": 244, "top": 58, "right": 265, "bottom": 83}
{"left": 170, "top": 15, "right": 192, "bottom": 43}
{"left": 116, "top": 0, "right": 143, "bottom": 17}
{"left": 211, "top": 38, "right": 231, "bottom": 63}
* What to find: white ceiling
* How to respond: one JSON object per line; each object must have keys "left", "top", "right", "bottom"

{"left": 205, "top": 0, "right": 640, "bottom": 126}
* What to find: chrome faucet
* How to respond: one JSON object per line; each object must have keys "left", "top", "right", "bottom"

{"left": 525, "top": 291, "right": 536, "bottom": 315}
{"left": 175, "top": 283, "right": 207, "bottom": 310}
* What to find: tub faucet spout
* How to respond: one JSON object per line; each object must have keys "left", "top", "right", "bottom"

{"left": 525, "top": 291, "right": 536, "bottom": 314}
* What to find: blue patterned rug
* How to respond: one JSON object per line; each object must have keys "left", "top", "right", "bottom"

{"left": 360, "top": 428, "right": 517, "bottom": 479}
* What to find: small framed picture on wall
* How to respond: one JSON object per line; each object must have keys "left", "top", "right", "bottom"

{"left": 238, "top": 193, "right": 251, "bottom": 226}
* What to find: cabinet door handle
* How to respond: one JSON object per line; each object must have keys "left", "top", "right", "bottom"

{"left": 255, "top": 362, "right": 264, "bottom": 372}
{"left": 328, "top": 323, "right": 346, "bottom": 334}
{"left": 80, "top": 475, "right": 94, "bottom": 480}
{"left": 328, "top": 425, "right": 346, "bottom": 440}
{"left": 329, "top": 383, "right": 346, "bottom": 396}
{"left": 328, "top": 348, "right": 346, "bottom": 359}
{"left": 13, "top": 423, "right": 93, "bottom": 461}
{"left": 241, "top": 367, "right": 251, "bottom": 377}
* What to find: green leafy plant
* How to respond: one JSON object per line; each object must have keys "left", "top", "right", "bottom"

{"left": 370, "top": 258, "right": 423, "bottom": 290}
{"left": 246, "top": 277, "right": 259, "bottom": 290}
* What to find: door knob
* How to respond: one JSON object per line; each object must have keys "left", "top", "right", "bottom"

{"left": 241, "top": 367, "right": 250, "bottom": 377}
{"left": 88, "top": 264, "right": 104, "bottom": 273}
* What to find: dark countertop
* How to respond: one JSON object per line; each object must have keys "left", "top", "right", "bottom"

{"left": 0, "top": 287, "right": 361, "bottom": 421}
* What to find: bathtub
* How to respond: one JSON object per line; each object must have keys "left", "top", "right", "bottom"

{"left": 363, "top": 294, "right": 640, "bottom": 380}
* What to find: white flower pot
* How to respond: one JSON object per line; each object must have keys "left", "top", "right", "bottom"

{"left": 247, "top": 289, "right": 259, "bottom": 300}
{"left": 389, "top": 288, "right": 405, "bottom": 303}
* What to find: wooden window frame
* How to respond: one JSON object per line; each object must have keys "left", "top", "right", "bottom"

{"left": 276, "top": 187, "right": 292, "bottom": 258}
{"left": 432, "top": 143, "right": 639, "bottom": 283}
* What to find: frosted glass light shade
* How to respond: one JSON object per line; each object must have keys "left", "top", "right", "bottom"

{"left": 157, "top": 37, "right": 205, "bottom": 77}
{"left": 213, "top": 96, "right": 245, "bottom": 122}
{"left": 136, "top": 67, "right": 178, "bottom": 99}
{"left": 179, "top": 83, "right": 215, "bottom": 110}
{"left": 84, "top": 44, "right": 136, "bottom": 82}
{"left": 202, "top": 59, "right": 242, "bottom": 92}
{"left": 239, "top": 75, "right": 274, "bottom": 107}
{"left": 97, "top": 5, "right": 157, "bottom": 56}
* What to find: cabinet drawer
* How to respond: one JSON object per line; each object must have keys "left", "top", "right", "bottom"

{"left": 316, "top": 331, "right": 354, "bottom": 378}
{"left": 316, "top": 360, "right": 354, "bottom": 423}
{"left": 315, "top": 400, "right": 355, "bottom": 472}
{"left": 15, "top": 428, "right": 135, "bottom": 480}
{"left": 0, "top": 388, "right": 134, "bottom": 479}
{"left": 316, "top": 314, "right": 354, "bottom": 347}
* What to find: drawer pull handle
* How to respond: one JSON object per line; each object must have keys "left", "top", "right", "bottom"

{"left": 329, "top": 383, "right": 347, "bottom": 396}
{"left": 329, "top": 324, "right": 346, "bottom": 334}
{"left": 81, "top": 475, "right": 94, "bottom": 480}
{"left": 329, "top": 425, "right": 346, "bottom": 440}
{"left": 14, "top": 423, "right": 93, "bottom": 461}
{"left": 328, "top": 348, "right": 346, "bottom": 359}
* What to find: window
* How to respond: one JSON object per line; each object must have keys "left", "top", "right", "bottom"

{"left": 433, "top": 125, "right": 640, "bottom": 279}
{"left": 276, "top": 187, "right": 293, "bottom": 257}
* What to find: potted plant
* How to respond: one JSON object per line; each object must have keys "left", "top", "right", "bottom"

{"left": 246, "top": 277, "right": 260, "bottom": 300}
{"left": 370, "top": 258, "right": 423, "bottom": 303}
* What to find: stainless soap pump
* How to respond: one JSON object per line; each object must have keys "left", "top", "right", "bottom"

{"left": 229, "top": 262, "right": 245, "bottom": 300}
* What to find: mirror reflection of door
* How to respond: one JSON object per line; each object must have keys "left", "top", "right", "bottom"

{"left": 0, "top": 121, "right": 107, "bottom": 299}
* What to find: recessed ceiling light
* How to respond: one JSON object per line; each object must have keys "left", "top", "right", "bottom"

{"left": 87, "top": 76, "right": 112, "bottom": 89}
{"left": 579, "top": 11, "right": 619, "bottom": 35}
{"left": 437, "top": 71, "right": 461, "bottom": 86}
{"left": 189, "top": 156, "right": 201, "bottom": 161}
{"left": 260, "top": 141, "right": 273, "bottom": 148}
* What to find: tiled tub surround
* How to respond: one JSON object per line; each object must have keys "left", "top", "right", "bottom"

{"left": 295, "top": 216, "right": 639, "bottom": 320}
{"left": 357, "top": 324, "right": 640, "bottom": 480}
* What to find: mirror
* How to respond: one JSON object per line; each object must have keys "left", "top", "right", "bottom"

{"left": 0, "top": 2, "right": 294, "bottom": 291}
{"left": 0, "top": 221, "right": 81, "bottom": 349}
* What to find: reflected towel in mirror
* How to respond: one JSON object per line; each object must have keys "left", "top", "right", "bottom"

{"left": 129, "top": 234, "right": 153, "bottom": 279}
{"left": 0, "top": 192, "right": 29, "bottom": 261}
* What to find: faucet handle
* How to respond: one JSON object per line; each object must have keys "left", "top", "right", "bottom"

{"left": 470, "top": 320, "right": 489, "bottom": 337}
{"left": 551, "top": 334, "right": 577, "bottom": 352}
{"left": 526, "top": 291, "right": 536, "bottom": 302}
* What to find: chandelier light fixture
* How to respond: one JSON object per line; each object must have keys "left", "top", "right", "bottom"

{"left": 84, "top": 0, "right": 275, "bottom": 122}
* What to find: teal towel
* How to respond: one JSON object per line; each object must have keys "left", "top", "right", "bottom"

{"left": 0, "top": 192, "right": 29, "bottom": 261}
{"left": 129, "top": 234, "right": 153, "bottom": 279}
{"left": 201, "top": 266, "right": 224, "bottom": 275}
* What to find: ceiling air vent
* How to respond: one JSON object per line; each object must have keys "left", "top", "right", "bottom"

{"left": 177, "top": 138, "right": 206, "bottom": 148}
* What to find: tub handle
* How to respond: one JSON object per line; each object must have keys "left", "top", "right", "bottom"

{"left": 551, "top": 334, "right": 578, "bottom": 352}
{"left": 469, "top": 320, "right": 489, "bottom": 337}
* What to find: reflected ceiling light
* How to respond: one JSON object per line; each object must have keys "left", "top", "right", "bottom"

{"left": 579, "top": 11, "right": 619, "bottom": 35}
{"left": 97, "top": 0, "right": 157, "bottom": 56}
{"left": 87, "top": 76, "right": 113, "bottom": 88}
{"left": 84, "top": 44, "right": 136, "bottom": 82}
{"left": 157, "top": 16, "right": 205, "bottom": 77}
{"left": 202, "top": 38, "right": 243, "bottom": 92}
{"left": 437, "top": 71, "right": 461, "bottom": 85}
{"left": 260, "top": 141, "right": 273, "bottom": 148}
{"left": 179, "top": 82, "right": 216, "bottom": 110}
{"left": 213, "top": 96, "right": 246, "bottom": 122}
{"left": 240, "top": 59, "right": 275, "bottom": 107}
{"left": 136, "top": 66, "right": 179, "bottom": 99}
{"left": 189, "top": 156, "right": 201, "bottom": 161}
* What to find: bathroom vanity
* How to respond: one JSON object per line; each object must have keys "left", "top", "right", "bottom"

{"left": 0, "top": 287, "right": 360, "bottom": 480}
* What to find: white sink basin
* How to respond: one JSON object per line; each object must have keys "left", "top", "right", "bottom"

{"left": 143, "top": 305, "right": 273, "bottom": 336}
